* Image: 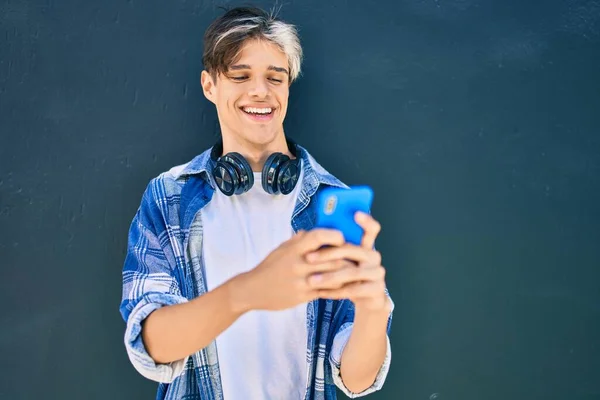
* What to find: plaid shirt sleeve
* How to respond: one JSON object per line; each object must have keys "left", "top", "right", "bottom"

{"left": 119, "top": 178, "right": 190, "bottom": 383}
{"left": 328, "top": 289, "right": 394, "bottom": 398}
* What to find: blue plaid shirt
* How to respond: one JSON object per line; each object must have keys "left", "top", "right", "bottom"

{"left": 119, "top": 143, "right": 393, "bottom": 399}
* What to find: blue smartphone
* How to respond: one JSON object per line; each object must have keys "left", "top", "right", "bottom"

{"left": 314, "top": 185, "right": 374, "bottom": 246}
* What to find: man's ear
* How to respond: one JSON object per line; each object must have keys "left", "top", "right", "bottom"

{"left": 201, "top": 70, "right": 216, "bottom": 104}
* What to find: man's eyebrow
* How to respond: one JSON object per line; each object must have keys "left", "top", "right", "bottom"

{"left": 229, "top": 64, "right": 289, "bottom": 75}
{"left": 268, "top": 65, "right": 289, "bottom": 75}
{"left": 229, "top": 64, "right": 251, "bottom": 71}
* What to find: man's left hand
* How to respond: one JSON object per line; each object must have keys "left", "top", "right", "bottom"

{"left": 304, "top": 211, "right": 390, "bottom": 312}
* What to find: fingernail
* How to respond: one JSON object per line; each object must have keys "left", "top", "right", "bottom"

{"left": 306, "top": 252, "right": 317, "bottom": 262}
{"left": 310, "top": 274, "right": 322, "bottom": 283}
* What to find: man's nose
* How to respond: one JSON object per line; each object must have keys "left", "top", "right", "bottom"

{"left": 248, "top": 78, "right": 269, "bottom": 98}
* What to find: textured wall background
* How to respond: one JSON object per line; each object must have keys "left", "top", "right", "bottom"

{"left": 1, "top": 0, "right": 599, "bottom": 399}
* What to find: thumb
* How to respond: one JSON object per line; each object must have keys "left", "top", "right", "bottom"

{"left": 292, "top": 230, "right": 306, "bottom": 240}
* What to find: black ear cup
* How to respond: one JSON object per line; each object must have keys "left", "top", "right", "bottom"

{"left": 276, "top": 158, "right": 301, "bottom": 195}
{"left": 213, "top": 161, "right": 239, "bottom": 196}
{"left": 213, "top": 152, "right": 254, "bottom": 196}
{"left": 262, "top": 153, "right": 290, "bottom": 195}
{"left": 225, "top": 152, "right": 254, "bottom": 193}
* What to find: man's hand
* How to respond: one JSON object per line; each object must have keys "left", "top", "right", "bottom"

{"left": 140, "top": 227, "right": 357, "bottom": 364}
{"left": 303, "top": 211, "right": 390, "bottom": 312}
{"left": 234, "top": 228, "right": 356, "bottom": 312}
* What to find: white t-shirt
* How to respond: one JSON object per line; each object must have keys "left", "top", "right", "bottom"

{"left": 201, "top": 170, "right": 308, "bottom": 400}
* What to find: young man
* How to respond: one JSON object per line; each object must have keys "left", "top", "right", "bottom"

{"left": 120, "top": 6, "right": 393, "bottom": 400}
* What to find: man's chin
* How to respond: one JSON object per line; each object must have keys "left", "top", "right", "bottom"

{"left": 237, "top": 127, "right": 284, "bottom": 146}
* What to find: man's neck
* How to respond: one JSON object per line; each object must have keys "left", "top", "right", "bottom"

{"left": 221, "top": 133, "right": 292, "bottom": 172}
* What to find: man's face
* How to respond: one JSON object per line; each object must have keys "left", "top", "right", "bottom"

{"left": 201, "top": 39, "right": 290, "bottom": 146}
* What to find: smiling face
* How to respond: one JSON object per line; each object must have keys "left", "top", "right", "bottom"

{"left": 201, "top": 39, "right": 291, "bottom": 149}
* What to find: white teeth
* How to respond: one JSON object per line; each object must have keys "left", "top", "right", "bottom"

{"left": 243, "top": 107, "right": 272, "bottom": 114}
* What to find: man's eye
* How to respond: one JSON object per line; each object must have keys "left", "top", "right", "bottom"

{"left": 231, "top": 76, "right": 247, "bottom": 81}
{"left": 269, "top": 78, "right": 283, "bottom": 83}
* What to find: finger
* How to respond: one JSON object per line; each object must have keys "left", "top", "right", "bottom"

{"left": 302, "top": 289, "right": 322, "bottom": 303}
{"left": 293, "top": 229, "right": 306, "bottom": 237}
{"left": 294, "top": 228, "right": 345, "bottom": 253}
{"left": 308, "top": 265, "right": 385, "bottom": 290}
{"left": 299, "top": 259, "right": 353, "bottom": 276}
{"left": 318, "top": 281, "right": 385, "bottom": 300}
{"left": 354, "top": 211, "right": 381, "bottom": 249}
{"left": 306, "top": 244, "right": 380, "bottom": 266}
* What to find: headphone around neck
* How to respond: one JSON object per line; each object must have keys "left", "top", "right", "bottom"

{"left": 210, "top": 137, "right": 302, "bottom": 196}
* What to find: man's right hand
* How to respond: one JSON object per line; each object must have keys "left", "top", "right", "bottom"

{"left": 233, "top": 229, "right": 351, "bottom": 312}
